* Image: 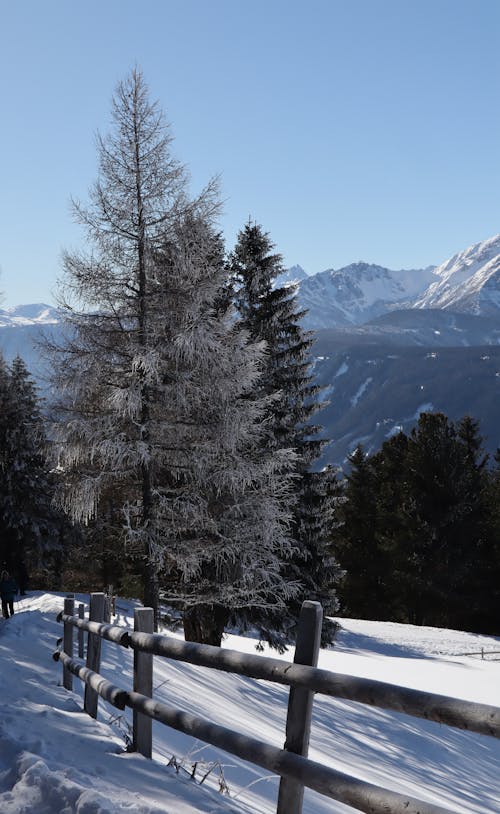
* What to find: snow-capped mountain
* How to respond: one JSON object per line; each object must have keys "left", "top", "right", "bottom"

{"left": 289, "top": 235, "right": 500, "bottom": 330}
{"left": 296, "top": 262, "right": 437, "bottom": 329}
{"left": 3, "top": 234, "right": 500, "bottom": 465}
{"left": 0, "top": 304, "right": 62, "bottom": 390}
{"left": 0, "top": 303, "right": 60, "bottom": 327}
{"left": 413, "top": 234, "right": 500, "bottom": 315}
{"left": 275, "top": 263, "right": 309, "bottom": 287}
{"left": 282, "top": 234, "right": 500, "bottom": 465}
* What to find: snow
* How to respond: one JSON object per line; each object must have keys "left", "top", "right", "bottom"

{"left": 274, "top": 265, "right": 309, "bottom": 288}
{"left": 286, "top": 233, "right": 500, "bottom": 326}
{"left": 297, "top": 263, "right": 437, "bottom": 328}
{"left": 414, "top": 234, "right": 500, "bottom": 313}
{"left": 0, "top": 304, "right": 60, "bottom": 327}
{"left": 334, "top": 361, "right": 349, "bottom": 378}
{"left": 1, "top": 592, "right": 500, "bottom": 813}
{"left": 350, "top": 377, "right": 373, "bottom": 407}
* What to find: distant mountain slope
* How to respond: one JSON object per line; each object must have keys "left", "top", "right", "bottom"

{"left": 313, "top": 309, "right": 500, "bottom": 348}
{"left": 275, "top": 264, "right": 308, "bottom": 286}
{"left": 313, "top": 340, "right": 500, "bottom": 467}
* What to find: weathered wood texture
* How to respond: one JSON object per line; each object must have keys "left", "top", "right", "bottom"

{"left": 60, "top": 614, "right": 130, "bottom": 647}
{"left": 124, "top": 689, "right": 456, "bottom": 814}
{"left": 78, "top": 603, "right": 85, "bottom": 659}
{"left": 133, "top": 608, "right": 154, "bottom": 758}
{"left": 62, "top": 597, "right": 75, "bottom": 690}
{"left": 55, "top": 650, "right": 127, "bottom": 709}
{"left": 128, "top": 630, "right": 500, "bottom": 739}
{"left": 277, "top": 600, "right": 323, "bottom": 814}
{"left": 84, "top": 593, "right": 105, "bottom": 718}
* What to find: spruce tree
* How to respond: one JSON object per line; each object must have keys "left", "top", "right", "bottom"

{"left": 334, "top": 413, "right": 499, "bottom": 631}
{"left": 334, "top": 445, "right": 389, "bottom": 619}
{"left": 0, "top": 356, "right": 62, "bottom": 575}
{"left": 369, "top": 431, "right": 410, "bottom": 620}
{"left": 482, "top": 452, "right": 500, "bottom": 631}
{"left": 454, "top": 415, "right": 495, "bottom": 630}
{"left": 229, "top": 223, "right": 340, "bottom": 643}
{"left": 396, "top": 412, "right": 488, "bottom": 627}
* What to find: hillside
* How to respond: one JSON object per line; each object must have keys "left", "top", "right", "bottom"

{"left": 312, "top": 332, "right": 500, "bottom": 467}
{"left": 1, "top": 592, "right": 499, "bottom": 813}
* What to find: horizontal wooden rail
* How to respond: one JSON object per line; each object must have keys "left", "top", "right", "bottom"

{"left": 455, "top": 650, "right": 500, "bottom": 658}
{"left": 51, "top": 647, "right": 456, "bottom": 814}
{"left": 54, "top": 650, "right": 128, "bottom": 709}
{"left": 60, "top": 612, "right": 500, "bottom": 740}
{"left": 125, "top": 689, "right": 456, "bottom": 814}
{"left": 128, "top": 630, "right": 500, "bottom": 740}
{"left": 58, "top": 613, "right": 130, "bottom": 647}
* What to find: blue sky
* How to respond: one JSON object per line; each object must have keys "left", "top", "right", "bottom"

{"left": 1, "top": 0, "right": 500, "bottom": 306}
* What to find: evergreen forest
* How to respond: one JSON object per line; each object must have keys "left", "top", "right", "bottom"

{"left": 334, "top": 413, "right": 500, "bottom": 633}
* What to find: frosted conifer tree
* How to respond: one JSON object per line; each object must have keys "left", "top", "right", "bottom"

{"left": 153, "top": 217, "right": 297, "bottom": 643}
{"left": 49, "top": 71, "right": 297, "bottom": 637}
{"left": 229, "top": 223, "right": 341, "bottom": 642}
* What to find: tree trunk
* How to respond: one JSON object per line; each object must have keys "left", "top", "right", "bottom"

{"left": 183, "top": 604, "right": 229, "bottom": 646}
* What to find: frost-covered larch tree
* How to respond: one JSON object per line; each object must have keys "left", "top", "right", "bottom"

{"left": 49, "top": 70, "right": 297, "bottom": 637}
{"left": 229, "top": 223, "right": 341, "bottom": 643}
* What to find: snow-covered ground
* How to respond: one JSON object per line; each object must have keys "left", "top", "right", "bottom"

{"left": 1, "top": 592, "right": 500, "bottom": 813}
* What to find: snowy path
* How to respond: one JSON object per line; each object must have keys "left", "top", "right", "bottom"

{"left": 0, "top": 594, "right": 246, "bottom": 814}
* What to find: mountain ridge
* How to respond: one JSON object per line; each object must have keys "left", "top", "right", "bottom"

{"left": 3, "top": 234, "right": 500, "bottom": 465}
{"left": 285, "top": 234, "right": 500, "bottom": 329}
{"left": 5, "top": 233, "right": 500, "bottom": 332}
{"left": 0, "top": 303, "right": 60, "bottom": 327}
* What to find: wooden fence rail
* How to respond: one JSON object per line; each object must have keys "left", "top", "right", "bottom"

{"left": 54, "top": 593, "right": 500, "bottom": 814}
{"left": 454, "top": 649, "right": 500, "bottom": 659}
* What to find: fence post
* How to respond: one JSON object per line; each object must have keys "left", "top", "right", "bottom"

{"left": 78, "top": 603, "right": 85, "bottom": 659}
{"left": 84, "top": 592, "right": 105, "bottom": 719}
{"left": 63, "top": 596, "right": 75, "bottom": 691}
{"left": 276, "top": 600, "right": 323, "bottom": 814}
{"left": 104, "top": 585, "right": 112, "bottom": 622}
{"left": 133, "top": 607, "right": 154, "bottom": 758}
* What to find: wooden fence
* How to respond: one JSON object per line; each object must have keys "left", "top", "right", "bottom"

{"left": 54, "top": 594, "right": 500, "bottom": 814}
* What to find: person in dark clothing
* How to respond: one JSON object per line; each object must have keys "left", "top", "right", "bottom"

{"left": 0, "top": 570, "right": 18, "bottom": 618}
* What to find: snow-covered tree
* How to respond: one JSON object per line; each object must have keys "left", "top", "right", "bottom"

{"left": 153, "top": 217, "right": 298, "bottom": 643}
{"left": 229, "top": 223, "right": 340, "bottom": 642}
{"left": 49, "top": 70, "right": 297, "bottom": 639}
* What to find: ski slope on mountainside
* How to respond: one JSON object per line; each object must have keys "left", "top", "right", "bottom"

{"left": 1, "top": 592, "right": 500, "bottom": 813}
